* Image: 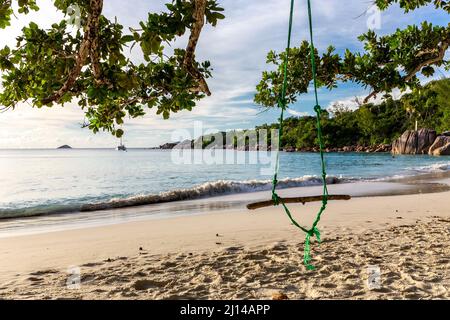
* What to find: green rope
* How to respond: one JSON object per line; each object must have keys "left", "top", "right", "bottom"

{"left": 272, "top": 0, "right": 329, "bottom": 270}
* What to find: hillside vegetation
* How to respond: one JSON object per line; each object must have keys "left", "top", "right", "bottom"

{"left": 256, "top": 78, "right": 449, "bottom": 150}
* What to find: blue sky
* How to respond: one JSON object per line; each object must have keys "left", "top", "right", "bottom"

{"left": 0, "top": 0, "right": 448, "bottom": 148}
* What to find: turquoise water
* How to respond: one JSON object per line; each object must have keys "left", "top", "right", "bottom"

{"left": 0, "top": 149, "right": 448, "bottom": 219}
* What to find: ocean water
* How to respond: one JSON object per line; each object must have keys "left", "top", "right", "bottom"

{"left": 0, "top": 149, "right": 449, "bottom": 219}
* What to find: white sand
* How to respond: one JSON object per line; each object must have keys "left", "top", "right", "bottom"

{"left": 0, "top": 191, "right": 449, "bottom": 299}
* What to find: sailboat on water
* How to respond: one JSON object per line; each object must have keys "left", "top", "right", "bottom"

{"left": 116, "top": 137, "right": 127, "bottom": 151}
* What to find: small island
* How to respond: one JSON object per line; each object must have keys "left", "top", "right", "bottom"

{"left": 57, "top": 145, "right": 72, "bottom": 149}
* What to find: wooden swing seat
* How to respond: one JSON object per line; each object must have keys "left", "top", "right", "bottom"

{"left": 247, "top": 194, "right": 351, "bottom": 210}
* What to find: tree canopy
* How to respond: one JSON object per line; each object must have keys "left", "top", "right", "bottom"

{"left": 255, "top": 0, "right": 449, "bottom": 109}
{"left": 0, "top": 0, "right": 224, "bottom": 137}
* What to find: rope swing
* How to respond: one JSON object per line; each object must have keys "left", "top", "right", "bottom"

{"left": 247, "top": 0, "right": 351, "bottom": 270}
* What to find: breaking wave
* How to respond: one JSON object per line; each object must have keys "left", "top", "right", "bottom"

{"left": 0, "top": 176, "right": 342, "bottom": 219}
{"left": 408, "top": 162, "right": 450, "bottom": 173}
{"left": 80, "top": 176, "right": 342, "bottom": 212}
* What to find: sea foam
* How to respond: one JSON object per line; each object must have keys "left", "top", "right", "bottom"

{"left": 80, "top": 176, "right": 342, "bottom": 212}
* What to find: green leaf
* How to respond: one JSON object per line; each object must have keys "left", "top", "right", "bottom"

{"left": 121, "top": 35, "right": 134, "bottom": 43}
{"left": 115, "top": 129, "right": 124, "bottom": 138}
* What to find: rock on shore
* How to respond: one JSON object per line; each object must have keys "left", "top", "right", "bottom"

{"left": 428, "top": 136, "right": 450, "bottom": 156}
{"left": 392, "top": 128, "right": 449, "bottom": 156}
{"left": 391, "top": 129, "right": 436, "bottom": 155}
{"left": 294, "top": 144, "right": 391, "bottom": 153}
{"left": 159, "top": 142, "right": 179, "bottom": 149}
{"left": 158, "top": 140, "right": 392, "bottom": 153}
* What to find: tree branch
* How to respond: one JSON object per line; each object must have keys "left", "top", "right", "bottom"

{"left": 363, "top": 40, "right": 449, "bottom": 103}
{"left": 183, "top": 0, "right": 211, "bottom": 96}
{"left": 363, "top": 90, "right": 379, "bottom": 103}
{"left": 404, "top": 41, "right": 449, "bottom": 82}
{"left": 89, "top": 0, "right": 107, "bottom": 86}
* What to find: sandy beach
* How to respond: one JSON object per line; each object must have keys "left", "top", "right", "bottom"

{"left": 0, "top": 185, "right": 449, "bottom": 299}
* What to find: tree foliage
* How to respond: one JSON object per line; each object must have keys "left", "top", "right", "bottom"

{"left": 254, "top": 42, "right": 340, "bottom": 108}
{"left": 0, "top": 0, "right": 224, "bottom": 137}
{"left": 374, "top": 0, "right": 449, "bottom": 12}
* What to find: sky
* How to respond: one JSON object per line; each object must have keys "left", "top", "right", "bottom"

{"left": 0, "top": 0, "right": 448, "bottom": 148}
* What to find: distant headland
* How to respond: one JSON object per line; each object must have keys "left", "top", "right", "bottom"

{"left": 57, "top": 145, "right": 72, "bottom": 149}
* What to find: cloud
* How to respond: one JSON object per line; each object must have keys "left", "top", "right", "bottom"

{"left": 287, "top": 109, "right": 310, "bottom": 117}
{"left": 326, "top": 87, "right": 413, "bottom": 113}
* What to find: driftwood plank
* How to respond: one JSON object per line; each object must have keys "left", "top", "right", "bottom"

{"left": 247, "top": 195, "right": 351, "bottom": 210}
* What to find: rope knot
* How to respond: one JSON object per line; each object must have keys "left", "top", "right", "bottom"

{"left": 272, "top": 192, "right": 280, "bottom": 206}
{"left": 313, "top": 105, "right": 322, "bottom": 114}
{"left": 309, "top": 226, "right": 321, "bottom": 243}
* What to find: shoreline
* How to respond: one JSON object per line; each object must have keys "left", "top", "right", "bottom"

{"left": 0, "top": 171, "right": 449, "bottom": 238}
{"left": 0, "top": 190, "right": 448, "bottom": 299}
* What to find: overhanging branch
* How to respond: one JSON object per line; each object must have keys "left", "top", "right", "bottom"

{"left": 363, "top": 40, "right": 449, "bottom": 103}
{"left": 89, "top": 0, "right": 107, "bottom": 86}
{"left": 363, "top": 90, "right": 379, "bottom": 103}
{"left": 183, "top": 0, "right": 211, "bottom": 96}
{"left": 404, "top": 41, "right": 449, "bottom": 82}
{"left": 41, "top": 0, "right": 104, "bottom": 104}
